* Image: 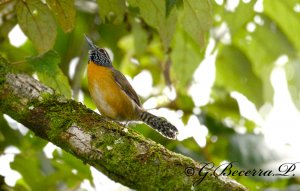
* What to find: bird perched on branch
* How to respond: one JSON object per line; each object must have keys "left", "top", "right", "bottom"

{"left": 85, "top": 35, "right": 178, "bottom": 139}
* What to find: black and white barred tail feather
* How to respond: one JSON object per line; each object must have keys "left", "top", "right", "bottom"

{"left": 139, "top": 111, "right": 178, "bottom": 139}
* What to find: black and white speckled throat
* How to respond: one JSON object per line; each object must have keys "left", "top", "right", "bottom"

{"left": 89, "top": 48, "right": 112, "bottom": 67}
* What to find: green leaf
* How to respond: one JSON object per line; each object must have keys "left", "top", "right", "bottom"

{"left": 16, "top": 0, "right": 57, "bottom": 53}
{"left": 233, "top": 17, "right": 295, "bottom": 102}
{"left": 128, "top": 0, "right": 177, "bottom": 50}
{"left": 98, "top": 23, "right": 129, "bottom": 67}
{"left": 51, "top": 150, "right": 93, "bottom": 186}
{"left": 0, "top": 4, "right": 17, "bottom": 38}
{"left": 132, "top": 20, "right": 148, "bottom": 56}
{"left": 27, "top": 50, "right": 71, "bottom": 98}
{"left": 11, "top": 151, "right": 53, "bottom": 190}
{"left": 215, "top": 45, "right": 263, "bottom": 107}
{"left": 264, "top": 0, "right": 300, "bottom": 51}
{"left": 175, "top": 92, "right": 194, "bottom": 111}
{"left": 202, "top": 114, "right": 235, "bottom": 135}
{"left": 182, "top": 0, "right": 213, "bottom": 46}
{"left": 10, "top": 133, "right": 90, "bottom": 190}
{"left": 46, "top": 0, "right": 76, "bottom": 33}
{"left": 223, "top": 1, "right": 256, "bottom": 36}
{"left": 20, "top": 132, "right": 48, "bottom": 151}
{"left": 0, "top": 114, "right": 22, "bottom": 152}
{"left": 286, "top": 57, "right": 300, "bottom": 110}
{"left": 203, "top": 87, "right": 240, "bottom": 125}
{"left": 202, "top": 87, "right": 256, "bottom": 133}
{"left": 170, "top": 29, "right": 203, "bottom": 91}
{"left": 206, "top": 136, "right": 230, "bottom": 164}
{"left": 166, "top": 0, "right": 181, "bottom": 17}
{"left": 236, "top": 18, "right": 295, "bottom": 74}
{"left": 97, "top": 0, "right": 126, "bottom": 24}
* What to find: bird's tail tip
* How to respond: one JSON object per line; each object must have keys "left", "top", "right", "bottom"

{"left": 139, "top": 111, "right": 178, "bottom": 140}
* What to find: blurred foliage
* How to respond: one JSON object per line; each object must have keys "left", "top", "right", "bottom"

{"left": 0, "top": 0, "right": 300, "bottom": 190}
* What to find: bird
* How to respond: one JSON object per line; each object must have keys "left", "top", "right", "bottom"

{"left": 84, "top": 35, "right": 178, "bottom": 139}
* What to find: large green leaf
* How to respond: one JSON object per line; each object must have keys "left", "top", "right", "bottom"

{"left": 182, "top": 0, "right": 213, "bottom": 46}
{"left": 170, "top": 29, "right": 203, "bottom": 91}
{"left": 27, "top": 50, "right": 71, "bottom": 98}
{"left": 166, "top": 0, "right": 181, "bottom": 17}
{"left": 46, "top": 0, "right": 76, "bottom": 33}
{"left": 10, "top": 135, "right": 91, "bottom": 190}
{"left": 51, "top": 150, "right": 93, "bottom": 188}
{"left": 215, "top": 45, "right": 263, "bottom": 107}
{"left": 174, "top": 92, "right": 195, "bottom": 112}
{"left": 10, "top": 135, "right": 50, "bottom": 190}
{"left": 16, "top": 0, "right": 57, "bottom": 53}
{"left": 264, "top": 0, "right": 300, "bottom": 51}
{"left": 11, "top": 153, "right": 46, "bottom": 190}
{"left": 235, "top": 18, "right": 295, "bottom": 74}
{"left": 234, "top": 17, "right": 295, "bottom": 102}
{"left": 202, "top": 87, "right": 255, "bottom": 134}
{"left": 132, "top": 20, "right": 148, "bottom": 56}
{"left": 97, "top": 0, "right": 126, "bottom": 24}
{"left": 286, "top": 57, "right": 300, "bottom": 110}
{"left": 202, "top": 87, "right": 240, "bottom": 127}
{"left": 223, "top": 0, "right": 256, "bottom": 35}
{"left": 128, "top": 0, "right": 177, "bottom": 50}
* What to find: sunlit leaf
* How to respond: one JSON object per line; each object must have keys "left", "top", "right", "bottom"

{"left": 202, "top": 87, "right": 240, "bottom": 126}
{"left": 234, "top": 17, "right": 295, "bottom": 102}
{"left": 132, "top": 20, "right": 148, "bottom": 56}
{"left": 128, "top": 0, "right": 177, "bottom": 50}
{"left": 0, "top": 3, "right": 17, "bottom": 38}
{"left": 223, "top": 1, "right": 256, "bottom": 35}
{"left": 46, "top": 0, "right": 76, "bottom": 33}
{"left": 27, "top": 50, "right": 71, "bottom": 98}
{"left": 286, "top": 57, "right": 300, "bottom": 110}
{"left": 170, "top": 29, "right": 203, "bottom": 91}
{"left": 182, "top": 0, "right": 213, "bottom": 46}
{"left": 16, "top": 0, "right": 57, "bottom": 53}
{"left": 215, "top": 45, "right": 263, "bottom": 107}
{"left": 99, "top": 23, "right": 129, "bottom": 66}
{"left": 175, "top": 92, "right": 194, "bottom": 112}
{"left": 51, "top": 150, "right": 93, "bottom": 187}
{"left": 10, "top": 134, "right": 89, "bottom": 190}
{"left": 166, "top": 0, "right": 181, "bottom": 17}
{"left": 264, "top": 0, "right": 300, "bottom": 51}
{"left": 237, "top": 18, "right": 295, "bottom": 73}
{"left": 97, "top": 0, "right": 126, "bottom": 24}
{"left": 11, "top": 151, "right": 53, "bottom": 190}
{"left": 202, "top": 87, "right": 256, "bottom": 133}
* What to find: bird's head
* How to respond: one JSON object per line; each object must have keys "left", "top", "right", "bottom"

{"left": 84, "top": 35, "right": 112, "bottom": 67}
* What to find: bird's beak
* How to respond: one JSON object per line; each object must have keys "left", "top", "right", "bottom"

{"left": 84, "top": 34, "right": 97, "bottom": 50}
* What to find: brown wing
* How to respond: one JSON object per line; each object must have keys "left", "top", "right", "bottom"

{"left": 112, "top": 68, "right": 142, "bottom": 107}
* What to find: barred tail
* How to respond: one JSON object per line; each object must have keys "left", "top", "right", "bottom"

{"left": 139, "top": 111, "right": 178, "bottom": 139}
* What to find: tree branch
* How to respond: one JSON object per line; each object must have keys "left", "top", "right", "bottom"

{"left": 0, "top": 57, "right": 247, "bottom": 191}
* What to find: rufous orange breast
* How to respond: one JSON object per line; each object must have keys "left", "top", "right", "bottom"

{"left": 88, "top": 62, "right": 138, "bottom": 121}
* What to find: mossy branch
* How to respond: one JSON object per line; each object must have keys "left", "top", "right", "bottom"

{"left": 0, "top": 57, "right": 247, "bottom": 191}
